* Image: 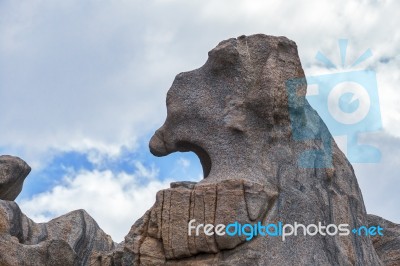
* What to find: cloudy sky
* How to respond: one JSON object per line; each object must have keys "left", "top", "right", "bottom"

{"left": 1, "top": 0, "right": 399, "bottom": 242}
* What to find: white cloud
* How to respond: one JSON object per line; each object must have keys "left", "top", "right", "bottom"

{"left": 177, "top": 157, "right": 190, "bottom": 169}
{"left": 18, "top": 162, "right": 172, "bottom": 242}
{"left": 353, "top": 131, "right": 400, "bottom": 222}
{"left": 1, "top": 0, "right": 399, "bottom": 163}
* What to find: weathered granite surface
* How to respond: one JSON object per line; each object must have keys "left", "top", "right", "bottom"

{"left": 0, "top": 157, "right": 115, "bottom": 265}
{"left": 94, "top": 34, "right": 399, "bottom": 265}
{"left": 133, "top": 34, "right": 384, "bottom": 265}
{"left": 0, "top": 155, "right": 31, "bottom": 201}
{"left": 0, "top": 34, "right": 399, "bottom": 265}
{"left": 0, "top": 200, "right": 115, "bottom": 265}
{"left": 368, "top": 214, "right": 400, "bottom": 266}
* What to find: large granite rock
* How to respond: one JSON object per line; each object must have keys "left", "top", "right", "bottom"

{"left": 0, "top": 155, "right": 31, "bottom": 201}
{"left": 114, "top": 34, "right": 387, "bottom": 265}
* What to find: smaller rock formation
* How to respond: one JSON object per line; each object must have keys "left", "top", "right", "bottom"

{"left": 0, "top": 155, "right": 31, "bottom": 201}
{"left": 368, "top": 214, "right": 400, "bottom": 266}
{"left": 0, "top": 157, "right": 115, "bottom": 265}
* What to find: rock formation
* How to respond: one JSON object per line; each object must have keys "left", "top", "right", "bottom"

{"left": 0, "top": 34, "right": 399, "bottom": 265}
{"left": 0, "top": 157, "right": 115, "bottom": 265}
{"left": 0, "top": 155, "right": 31, "bottom": 201}
{"left": 368, "top": 214, "right": 400, "bottom": 266}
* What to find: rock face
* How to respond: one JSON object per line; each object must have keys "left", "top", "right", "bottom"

{"left": 368, "top": 214, "right": 400, "bottom": 266}
{"left": 125, "top": 34, "right": 384, "bottom": 265}
{"left": 0, "top": 155, "right": 31, "bottom": 201}
{"left": 0, "top": 34, "right": 399, "bottom": 265}
{"left": 0, "top": 201, "right": 115, "bottom": 265}
{"left": 0, "top": 159, "right": 115, "bottom": 265}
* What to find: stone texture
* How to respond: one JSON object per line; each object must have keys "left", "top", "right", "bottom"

{"left": 0, "top": 157, "right": 115, "bottom": 265}
{"left": 0, "top": 155, "right": 31, "bottom": 201}
{"left": 126, "top": 34, "right": 383, "bottom": 265}
{"left": 0, "top": 235, "right": 80, "bottom": 266}
{"left": 368, "top": 214, "right": 400, "bottom": 266}
{"left": 0, "top": 200, "right": 115, "bottom": 265}
{"left": 170, "top": 181, "right": 197, "bottom": 189}
{"left": 114, "top": 178, "right": 278, "bottom": 265}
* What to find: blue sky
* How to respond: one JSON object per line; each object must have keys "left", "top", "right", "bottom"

{"left": 1, "top": 0, "right": 399, "bottom": 242}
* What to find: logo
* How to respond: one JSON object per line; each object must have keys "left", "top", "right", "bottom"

{"left": 188, "top": 220, "right": 384, "bottom": 241}
{"left": 287, "top": 39, "right": 382, "bottom": 168}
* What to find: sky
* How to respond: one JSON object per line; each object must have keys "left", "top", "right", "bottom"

{"left": 0, "top": 0, "right": 399, "bottom": 242}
